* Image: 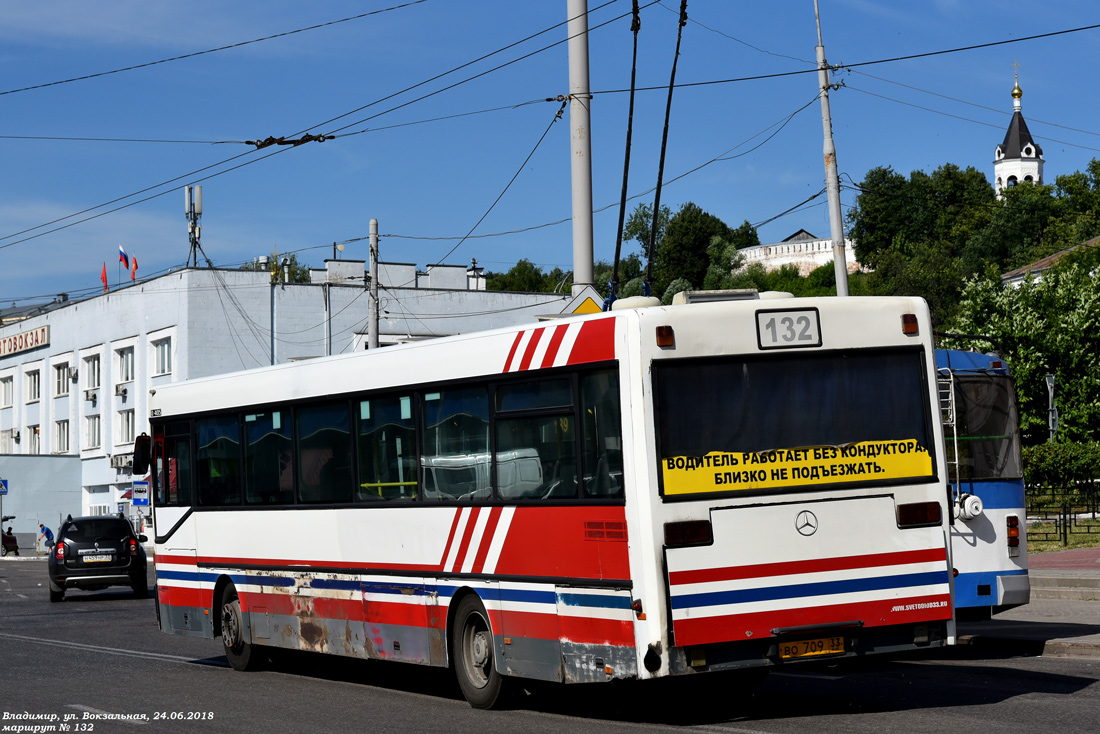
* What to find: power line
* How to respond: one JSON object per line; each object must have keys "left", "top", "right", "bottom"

{"left": 0, "top": 1, "right": 432, "bottom": 97}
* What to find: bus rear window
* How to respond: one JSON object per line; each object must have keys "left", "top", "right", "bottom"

{"left": 654, "top": 349, "right": 936, "bottom": 497}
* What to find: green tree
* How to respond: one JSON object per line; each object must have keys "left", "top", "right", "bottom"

{"left": 962, "top": 182, "right": 1061, "bottom": 274}
{"left": 241, "top": 251, "right": 311, "bottom": 283}
{"left": 623, "top": 203, "right": 671, "bottom": 261}
{"left": 947, "top": 263, "right": 1100, "bottom": 444}
{"left": 653, "top": 202, "right": 732, "bottom": 295}
{"left": 485, "top": 259, "right": 549, "bottom": 292}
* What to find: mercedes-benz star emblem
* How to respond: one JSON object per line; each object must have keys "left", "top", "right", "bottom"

{"left": 795, "top": 510, "right": 819, "bottom": 536}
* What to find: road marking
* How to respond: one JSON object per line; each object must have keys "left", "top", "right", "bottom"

{"left": 0, "top": 631, "right": 228, "bottom": 667}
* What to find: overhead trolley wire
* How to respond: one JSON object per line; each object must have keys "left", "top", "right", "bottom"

{"left": 0, "top": 1, "right": 632, "bottom": 252}
{"left": 0, "top": 1, "right": 433, "bottom": 97}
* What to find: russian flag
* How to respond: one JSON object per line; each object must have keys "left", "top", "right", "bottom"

{"left": 118, "top": 245, "right": 129, "bottom": 270}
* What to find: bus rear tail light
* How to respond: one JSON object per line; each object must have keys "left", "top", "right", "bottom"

{"left": 664, "top": 519, "right": 712, "bottom": 548}
{"left": 901, "top": 314, "right": 919, "bottom": 335}
{"left": 1006, "top": 515, "right": 1020, "bottom": 548}
{"left": 897, "top": 501, "right": 942, "bottom": 527}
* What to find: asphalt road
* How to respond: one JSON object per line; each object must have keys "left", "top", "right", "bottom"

{"left": 2, "top": 560, "right": 1098, "bottom": 734}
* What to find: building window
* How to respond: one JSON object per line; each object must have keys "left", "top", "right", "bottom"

{"left": 28, "top": 425, "right": 40, "bottom": 454}
{"left": 85, "top": 355, "right": 101, "bottom": 390}
{"left": 153, "top": 338, "right": 172, "bottom": 376}
{"left": 117, "top": 347, "right": 134, "bottom": 383}
{"left": 88, "top": 504, "right": 110, "bottom": 517}
{"left": 119, "top": 409, "right": 135, "bottom": 444}
{"left": 54, "top": 364, "right": 70, "bottom": 397}
{"left": 55, "top": 420, "right": 69, "bottom": 454}
{"left": 85, "top": 415, "right": 101, "bottom": 449}
{"left": 26, "top": 370, "right": 40, "bottom": 403}
{"left": 1, "top": 376, "right": 12, "bottom": 407}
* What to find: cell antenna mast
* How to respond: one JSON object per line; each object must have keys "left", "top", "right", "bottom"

{"left": 185, "top": 185, "right": 203, "bottom": 267}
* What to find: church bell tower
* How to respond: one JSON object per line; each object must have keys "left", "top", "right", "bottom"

{"left": 994, "top": 68, "right": 1044, "bottom": 198}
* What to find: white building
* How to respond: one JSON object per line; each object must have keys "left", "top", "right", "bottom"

{"left": 738, "top": 229, "right": 862, "bottom": 277}
{"left": 0, "top": 262, "right": 601, "bottom": 535}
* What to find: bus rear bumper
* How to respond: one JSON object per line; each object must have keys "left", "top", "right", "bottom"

{"left": 667, "top": 620, "right": 951, "bottom": 675}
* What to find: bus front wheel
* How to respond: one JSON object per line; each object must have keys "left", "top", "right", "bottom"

{"left": 220, "top": 584, "right": 261, "bottom": 671}
{"left": 452, "top": 595, "right": 506, "bottom": 708}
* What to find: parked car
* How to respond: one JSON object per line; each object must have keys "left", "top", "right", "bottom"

{"left": 2, "top": 515, "right": 17, "bottom": 556}
{"left": 47, "top": 514, "right": 148, "bottom": 602}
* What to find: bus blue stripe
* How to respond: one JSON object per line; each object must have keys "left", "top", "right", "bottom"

{"left": 670, "top": 571, "right": 950, "bottom": 610}
{"left": 556, "top": 592, "right": 632, "bottom": 609}
{"left": 951, "top": 479, "right": 1025, "bottom": 510}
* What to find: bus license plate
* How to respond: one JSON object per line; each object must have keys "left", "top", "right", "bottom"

{"left": 778, "top": 636, "right": 844, "bottom": 660}
{"left": 83, "top": 554, "right": 112, "bottom": 563}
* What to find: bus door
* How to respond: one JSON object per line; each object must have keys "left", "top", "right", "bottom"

{"left": 151, "top": 422, "right": 204, "bottom": 634}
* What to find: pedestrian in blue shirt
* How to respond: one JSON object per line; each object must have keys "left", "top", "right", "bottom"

{"left": 38, "top": 524, "right": 54, "bottom": 550}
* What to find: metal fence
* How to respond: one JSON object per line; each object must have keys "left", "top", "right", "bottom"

{"left": 1026, "top": 482, "right": 1100, "bottom": 545}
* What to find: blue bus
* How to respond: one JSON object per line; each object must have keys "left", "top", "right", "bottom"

{"left": 936, "top": 348, "right": 1029, "bottom": 620}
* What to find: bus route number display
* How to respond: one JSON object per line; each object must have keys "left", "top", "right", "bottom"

{"left": 756, "top": 308, "right": 821, "bottom": 350}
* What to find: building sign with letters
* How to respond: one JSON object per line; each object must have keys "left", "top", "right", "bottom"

{"left": 0, "top": 326, "right": 50, "bottom": 358}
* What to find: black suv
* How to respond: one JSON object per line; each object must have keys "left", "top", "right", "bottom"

{"left": 47, "top": 514, "right": 148, "bottom": 602}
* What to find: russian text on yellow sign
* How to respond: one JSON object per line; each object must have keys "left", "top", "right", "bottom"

{"left": 662, "top": 440, "right": 933, "bottom": 496}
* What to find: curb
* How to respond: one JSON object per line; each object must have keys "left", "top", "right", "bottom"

{"left": 957, "top": 634, "right": 1100, "bottom": 659}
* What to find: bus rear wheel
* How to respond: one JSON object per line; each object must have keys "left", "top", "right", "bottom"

{"left": 220, "top": 584, "right": 262, "bottom": 671}
{"left": 452, "top": 595, "right": 506, "bottom": 709}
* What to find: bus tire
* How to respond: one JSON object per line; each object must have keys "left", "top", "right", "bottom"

{"left": 452, "top": 594, "right": 506, "bottom": 709}
{"left": 220, "top": 584, "right": 262, "bottom": 671}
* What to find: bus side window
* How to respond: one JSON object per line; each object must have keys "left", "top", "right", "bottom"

{"left": 421, "top": 387, "right": 489, "bottom": 501}
{"left": 357, "top": 395, "right": 418, "bottom": 501}
{"left": 196, "top": 416, "right": 241, "bottom": 506}
{"left": 244, "top": 410, "right": 294, "bottom": 505}
{"left": 297, "top": 402, "right": 353, "bottom": 504}
{"left": 582, "top": 370, "right": 624, "bottom": 498}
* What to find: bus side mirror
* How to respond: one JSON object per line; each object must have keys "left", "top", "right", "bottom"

{"left": 132, "top": 433, "right": 151, "bottom": 474}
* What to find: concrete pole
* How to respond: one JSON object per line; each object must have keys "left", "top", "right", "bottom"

{"left": 368, "top": 218, "right": 379, "bottom": 350}
{"left": 815, "top": 1, "right": 850, "bottom": 297}
{"left": 567, "top": 0, "right": 595, "bottom": 295}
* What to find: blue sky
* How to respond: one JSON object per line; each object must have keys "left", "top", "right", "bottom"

{"left": 2, "top": 1, "right": 1098, "bottom": 305}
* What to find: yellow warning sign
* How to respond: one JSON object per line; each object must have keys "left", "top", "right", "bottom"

{"left": 572, "top": 297, "right": 602, "bottom": 314}
{"left": 662, "top": 440, "right": 934, "bottom": 496}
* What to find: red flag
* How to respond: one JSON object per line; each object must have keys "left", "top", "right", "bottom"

{"left": 130, "top": 255, "right": 138, "bottom": 281}
{"left": 101, "top": 262, "right": 107, "bottom": 292}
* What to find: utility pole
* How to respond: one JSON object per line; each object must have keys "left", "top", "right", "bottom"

{"left": 814, "top": 1, "right": 849, "bottom": 297}
{"left": 368, "top": 219, "right": 379, "bottom": 350}
{"left": 567, "top": 0, "right": 594, "bottom": 296}
{"left": 185, "top": 186, "right": 202, "bottom": 268}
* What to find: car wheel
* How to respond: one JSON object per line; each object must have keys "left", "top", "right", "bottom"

{"left": 452, "top": 594, "right": 508, "bottom": 709}
{"left": 132, "top": 578, "right": 149, "bottom": 598}
{"left": 1, "top": 545, "right": 7, "bottom": 557}
{"left": 49, "top": 587, "right": 64, "bottom": 603}
{"left": 220, "top": 584, "right": 262, "bottom": 671}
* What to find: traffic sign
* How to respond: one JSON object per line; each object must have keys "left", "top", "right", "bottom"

{"left": 0, "top": 479, "right": 7, "bottom": 495}
{"left": 131, "top": 480, "right": 149, "bottom": 506}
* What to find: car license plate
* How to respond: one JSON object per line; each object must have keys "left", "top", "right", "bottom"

{"left": 778, "top": 636, "right": 845, "bottom": 660}
{"left": 83, "top": 554, "right": 112, "bottom": 563}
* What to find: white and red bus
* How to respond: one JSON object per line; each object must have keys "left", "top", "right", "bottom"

{"left": 136, "top": 293, "right": 955, "bottom": 708}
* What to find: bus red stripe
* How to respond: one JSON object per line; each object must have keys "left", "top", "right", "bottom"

{"left": 566, "top": 318, "right": 615, "bottom": 365}
{"left": 540, "top": 324, "right": 567, "bottom": 368}
{"left": 470, "top": 507, "right": 503, "bottom": 574}
{"left": 669, "top": 547, "right": 947, "bottom": 586}
{"left": 450, "top": 507, "right": 481, "bottom": 572}
{"left": 439, "top": 508, "right": 466, "bottom": 571}
{"left": 503, "top": 331, "right": 525, "bottom": 371}
{"left": 672, "top": 594, "right": 953, "bottom": 647}
{"left": 517, "top": 327, "right": 545, "bottom": 371}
